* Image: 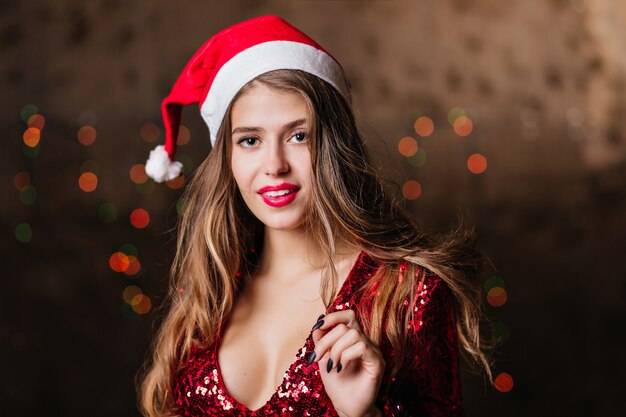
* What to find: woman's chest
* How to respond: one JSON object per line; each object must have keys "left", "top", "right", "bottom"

{"left": 175, "top": 294, "right": 336, "bottom": 417}
{"left": 216, "top": 283, "right": 325, "bottom": 410}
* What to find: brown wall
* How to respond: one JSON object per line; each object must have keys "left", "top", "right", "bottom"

{"left": 2, "top": 1, "right": 625, "bottom": 416}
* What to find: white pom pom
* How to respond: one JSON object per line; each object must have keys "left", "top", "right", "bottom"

{"left": 145, "top": 145, "right": 183, "bottom": 183}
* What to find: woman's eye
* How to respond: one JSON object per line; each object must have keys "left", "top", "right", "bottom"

{"left": 291, "top": 131, "right": 307, "bottom": 143}
{"left": 238, "top": 136, "right": 258, "bottom": 147}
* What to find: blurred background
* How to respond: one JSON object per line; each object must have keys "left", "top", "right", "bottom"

{"left": 2, "top": 0, "right": 625, "bottom": 416}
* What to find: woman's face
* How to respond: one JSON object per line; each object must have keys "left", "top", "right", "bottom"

{"left": 230, "top": 83, "right": 312, "bottom": 232}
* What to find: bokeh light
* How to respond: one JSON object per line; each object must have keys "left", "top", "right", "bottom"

{"left": 130, "top": 208, "right": 150, "bottom": 229}
{"left": 398, "top": 136, "right": 418, "bottom": 157}
{"left": 402, "top": 180, "right": 422, "bottom": 200}
{"left": 15, "top": 223, "right": 32, "bottom": 243}
{"left": 414, "top": 116, "right": 434, "bottom": 137}
{"left": 118, "top": 243, "right": 138, "bottom": 257}
{"left": 80, "top": 160, "right": 100, "bottom": 174}
{"left": 98, "top": 202, "right": 118, "bottom": 223}
{"left": 121, "top": 302, "right": 138, "bottom": 320}
{"left": 124, "top": 256, "right": 141, "bottom": 276}
{"left": 487, "top": 287, "right": 508, "bottom": 307}
{"left": 22, "top": 143, "right": 40, "bottom": 158}
{"left": 122, "top": 285, "right": 142, "bottom": 304}
{"left": 13, "top": 172, "right": 30, "bottom": 190}
{"left": 467, "top": 153, "right": 487, "bottom": 174}
{"left": 166, "top": 175, "right": 185, "bottom": 190}
{"left": 19, "top": 185, "right": 37, "bottom": 205}
{"left": 27, "top": 114, "right": 45, "bottom": 130}
{"left": 109, "top": 252, "right": 130, "bottom": 273}
{"left": 453, "top": 116, "right": 474, "bottom": 136}
{"left": 176, "top": 155, "right": 193, "bottom": 174}
{"left": 492, "top": 321, "right": 511, "bottom": 343}
{"left": 136, "top": 180, "right": 155, "bottom": 195}
{"left": 140, "top": 122, "right": 160, "bottom": 142}
{"left": 177, "top": 125, "right": 191, "bottom": 145}
{"left": 131, "top": 294, "right": 152, "bottom": 314}
{"left": 78, "top": 172, "right": 98, "bottom": 192}
{"left": 20, "top": 104, "right": 38, "bottom": 122}
{"left": 484, "top": 276, "right": 506, "bottom": 292}
{"left": 494, "top": 372, "right": 514, "bottom": 393}
{"left": 23, "top": 127, "right": 40, "bottom": 148}
{"left": 176, "top": 197, "right": 188, "bottom": 215}
{"left": 447, "top": 107, "right": 466, "bottom": 125}
{"left": 407, "top": 147, "right": 428, "bottom": 168}
{"left": 129, "top": 164, "right": 148, "bottom": 184}
{"left": 77, "top": 125, "right": 96, "bottom": 145}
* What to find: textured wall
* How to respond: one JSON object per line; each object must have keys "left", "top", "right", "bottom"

{"left": 2, "top": 1, "right": 625, "bottom": 416}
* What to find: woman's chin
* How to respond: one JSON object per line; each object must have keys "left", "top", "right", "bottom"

{"left": 261, "top": 217, "right": 306, "bottom": 232}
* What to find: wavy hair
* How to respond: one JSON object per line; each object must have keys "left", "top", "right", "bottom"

{"left": 138, "top": 69, "right": 491, "bottom": 416}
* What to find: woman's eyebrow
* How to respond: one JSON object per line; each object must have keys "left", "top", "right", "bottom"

{"left": 231, "top": 118, "right": 307, "bottom": 135}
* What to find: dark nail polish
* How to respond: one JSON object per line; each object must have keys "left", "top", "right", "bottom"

{"left": 317, "top": 313, "right": 325, "bottom": 321}
{"left": 306, "top": 350, "right": 316, "bottom": 366}
{"left": 311, "top": 319, "right": 324, "bottom": 331}
{"left": 326, "top": 358, "right": 333, "bottom": 373}
{"left": 336, "top": 362, "right": 342, "bottom": 373}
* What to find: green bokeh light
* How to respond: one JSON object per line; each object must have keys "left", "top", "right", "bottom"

{"left": 175, "top": 155, "right": 194, "bottom": 174}
{"left": 447, "top": 107, "right": 466, "bottom": 125}
{"left": 15, "top": 223, "right": 32, "bottom": 243}
{"left": 97, "top": 202, "right": 117, "bottom": 222}
{"left": 484, "top": 276, "right": 506, "bottom": 292}
{"left": 176, "top": 197, "right": 188, "bottom": 215}
{"left": 492, "top": 321, "right": 511, "bottom": 343}
{"left": 119, "top": 243, "right": 138, "bottom": 257}
{"left": 407, "top": 147, "right": 427, "bottom": 168}
{"left": 22, "top": 143, "right": 40, "bottom": 158}
{"left": 121, "top": 302, "right": 138, "bottom": 320}
{"left": 19, "top": 185, "right": 37, "bottom": 205}
{"left": 20, "top": 104, "right": 39, "bottom": 123}
{"left": 136, "top": 180, "right": 155, "bottom": 195}
{"left": 80, "top": 160, "right": 100, "bottom": 174}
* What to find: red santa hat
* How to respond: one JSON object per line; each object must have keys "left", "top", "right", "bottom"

{"left": 145, "top": 15, "right": 350, "bottom": 182}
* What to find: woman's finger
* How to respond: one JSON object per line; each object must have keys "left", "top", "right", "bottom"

{"left": 325, "top": 327, "right": 362, "bottom": 372}
{"left": 310, "top": 309, "right": 362, "bottom": 341}
{"left": 308, "top": 322, "right": 350, "bottom": 365}
{"left": 336, "top": 340, "right": 384, "bottom": 375}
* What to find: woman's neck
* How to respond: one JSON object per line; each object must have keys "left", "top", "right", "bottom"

{"left": 257, "top": 226, "right": 324, "bottom": 278}
{"left": 256, "top": 226, "right": 357, "bottom": 284}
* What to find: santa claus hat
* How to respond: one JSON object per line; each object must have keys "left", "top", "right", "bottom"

{"left": 145, "top": 15, "right": 350, "bottom": 183}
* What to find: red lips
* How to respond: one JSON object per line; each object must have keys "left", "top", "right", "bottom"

{"left": 257, "top": 182, "right": 300, "bottom": 207}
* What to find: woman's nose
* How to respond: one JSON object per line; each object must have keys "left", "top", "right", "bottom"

{"left": 263, "top": 142, "right": 289, "bottom": 176}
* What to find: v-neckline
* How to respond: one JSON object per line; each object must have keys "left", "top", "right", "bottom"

{"left": 212, "top": 250, "right": 366, "bottom": 413}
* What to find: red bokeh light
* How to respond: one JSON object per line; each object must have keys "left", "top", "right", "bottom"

{"left": 130, "top": 208, "right": 150, "bottom": 229}
{"left": 467, "top": 153, "right": 487, "bottom": 174}
{"left": 494, "top": 372, "right": 514, "bottom": 393}
{"left": 109, "top": 252, "right": 130, "bottom": 273}
{"left": 78, "top": 172, "right": 98, "bottom": 192}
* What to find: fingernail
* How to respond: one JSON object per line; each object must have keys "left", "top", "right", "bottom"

{"left": 311, "top": 319, "right": 324, "bottom": 331}
{"left": 306, "top": 350, "right": 316, "bottom": 366}
{"left": 317, "top": 313, "right": 325, "bottom": 321}
{"left": 336, "top": 362, "right": 342, "bottom": 373}
{"left": 326, "top": 358, "right": 333, "bottom": 373}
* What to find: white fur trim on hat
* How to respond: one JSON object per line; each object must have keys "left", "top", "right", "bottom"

{"left": 200, "top": 40, "right": 349, "bottom": 145}
{"left": 145, "top": 145, "right": 183, "bottom": 183}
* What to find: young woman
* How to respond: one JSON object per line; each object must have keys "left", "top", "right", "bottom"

{"left": 139, "top": 15, "right": 490, "bottom": 417}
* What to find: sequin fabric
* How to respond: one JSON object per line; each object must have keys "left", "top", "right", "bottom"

{"left": 173, "top": 251, "right": 463, "bottom": 416}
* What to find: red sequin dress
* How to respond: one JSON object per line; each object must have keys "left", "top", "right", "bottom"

{"left": 173, "top": 251, "right": 464, "bottom": 416}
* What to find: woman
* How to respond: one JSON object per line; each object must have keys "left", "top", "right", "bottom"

{"left": 139, "top": 15, "right": 491, "bottom": 417}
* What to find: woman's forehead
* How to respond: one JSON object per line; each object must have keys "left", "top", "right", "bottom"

{"left": 230, "top": 84, "right": 310, "bottom": 132}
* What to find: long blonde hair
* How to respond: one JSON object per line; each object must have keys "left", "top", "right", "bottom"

{"left": 138, "top": 69, "right": 491, "bottom": 416}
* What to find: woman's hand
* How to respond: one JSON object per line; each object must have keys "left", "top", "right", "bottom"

{"left": 308, "top": 310, "right": 385, "bottom": 417}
